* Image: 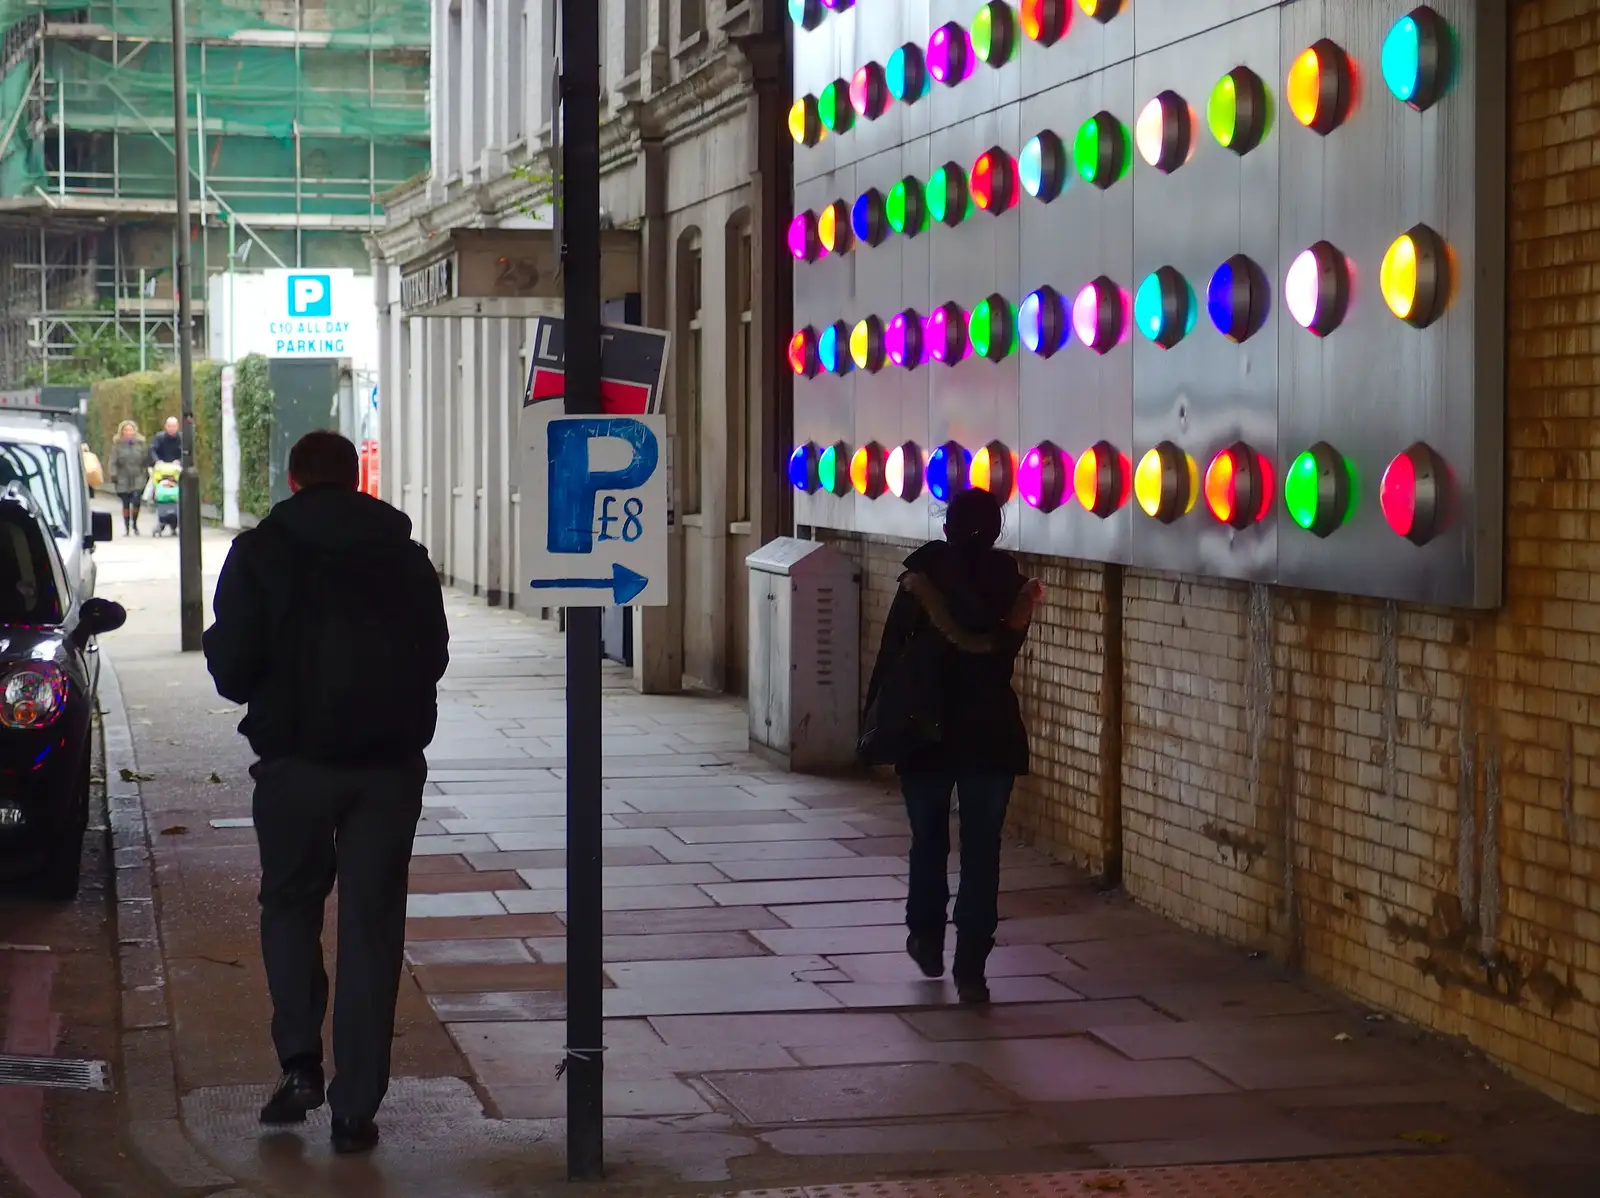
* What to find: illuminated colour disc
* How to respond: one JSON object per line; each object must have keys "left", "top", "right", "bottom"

{"left": 787, "top": 329, "right": 811, "bottom": 375}
{"left": 1134, "top": 448, "right": 1165, "bottom": 518}
{"left": 1380, "top": 451, "right": 1417, "bottom": 537}
{"left": 886, "top": 445, "right": 907, "bottom": 497}
{"left": 1287, "top": 48, "right": 1321, "bottom": 127}
{"left": 1380, "top": 233, "right": 1419, "bottom": 320}
{"left": 787, "top": 444, "right": 812, "bottom": 491}
{"left": 850, "top": 446, "right": 870, "bottom": 494}
{"left": 818, "top": 444, "right": 840, "bottom": 493}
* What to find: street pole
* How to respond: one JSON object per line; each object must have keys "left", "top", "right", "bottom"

{"left": 171, "top": 0, "right": 204, "bottom": 651}
{"left": 561, "top": 0, "right": 604, "bottom": 1181}
{"left": 138, "top": 267, "right": 147, "bottom": 372}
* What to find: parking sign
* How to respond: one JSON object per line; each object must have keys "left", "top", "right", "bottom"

{"left": 518, "top": 397, "right": 669, "bottom": 608}
{"left": 288, "top": 274, "right": 332, "bottom": 317}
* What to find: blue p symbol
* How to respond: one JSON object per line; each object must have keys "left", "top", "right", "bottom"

{"left": 288, "top": 274, "right": 331, "bottom": 317}
{"left": 546, "top": 419, "right": 658, "bottom": 554}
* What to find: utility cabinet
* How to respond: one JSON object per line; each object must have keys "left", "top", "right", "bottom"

{"left": 746, "top": 538, "right": 860, "bottom": 773}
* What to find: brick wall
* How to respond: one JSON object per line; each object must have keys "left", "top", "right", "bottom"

{"left": 825, "top": 0, "right": 1600, "bottom": 1113}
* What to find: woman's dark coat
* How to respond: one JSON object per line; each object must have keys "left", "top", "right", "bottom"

{"left": 864, "top": 539, "right": 1032, "bottom": 777}
{"left": 108, "top": 436, "right": 150, "bottom": 495}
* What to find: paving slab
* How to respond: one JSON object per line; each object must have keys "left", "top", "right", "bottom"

{"left": 498, "top": 884, "right": 716, "bottom": 914}
{"left": 820, "top": 976, "right": 1080, "bottom": 1008}
{"left": 706, "top": 1062, "right": 1016, "bottom": 1124}
{"left": 704, "top": 877, "right": 906, "bottom": 907}
{"left": 650, "top": 1012, "right": 925, "bottom": 1049}
{"left": 525, "top": 931, "right": 767, "bottom": 963}
{"left": 716, "top": 856, "right": 912, "bottom": 881}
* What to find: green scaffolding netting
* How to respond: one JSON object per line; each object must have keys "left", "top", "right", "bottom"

{"left": 1, "top": 0, "right": 430, "bottom": 213}
{"left": 1, "top": 0, "right": 430, "bottom": 43}
{"left": 1, "top": 58, "right": 43, "bottom": 195}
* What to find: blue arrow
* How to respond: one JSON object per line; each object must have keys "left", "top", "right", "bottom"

{"left": 529, "top": 562, "right": 649, "bottom": 605}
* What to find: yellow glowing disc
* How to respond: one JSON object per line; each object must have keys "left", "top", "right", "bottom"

{"left": 788, "top": 97, "right": 821, "bottom": 145}
{"left": 849, "top": 447, "right": 870, "bottom": 495}
{"left": 1380, "top": 233, "right": 1418, "bottom": 320}
{"left": 850, "top": 319, "right": 871, "bottom": 369}
{"left": 1287, "top": 48, "right": 1321, "bottom": 128}
{"left": 1134, "top": 447, "right": 1165, "bottom": 517}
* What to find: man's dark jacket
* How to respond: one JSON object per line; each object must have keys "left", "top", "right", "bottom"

{"left": 149, "top": 430, "right": 182, "bottom": 464}
{"left": 202, "top": 486, "right": 449, "bottom": 762}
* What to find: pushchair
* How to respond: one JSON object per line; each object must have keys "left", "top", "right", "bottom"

{"left": 150, "top": 461, "right": 181, "bottom": 536}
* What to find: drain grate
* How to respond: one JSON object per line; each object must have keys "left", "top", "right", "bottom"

{"left": 0, "top": 1054, "right": 111, "bottom": 1092}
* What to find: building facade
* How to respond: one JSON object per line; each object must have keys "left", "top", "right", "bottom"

{"left": 0, "top": 0, "right": 428, "bottom": 384}
{"left": 371, "top": 0, "right": 791, "bottom": 696}
{"left": 810, "top": 0, "right": 1600, "bottom": 1116}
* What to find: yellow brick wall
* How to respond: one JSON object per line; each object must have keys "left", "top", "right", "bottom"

{"left": 824, "top": 0, "right": 1600, "bottom": 1114}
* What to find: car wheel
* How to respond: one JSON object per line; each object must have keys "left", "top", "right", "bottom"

{"left": 33, "top": 753, "right": 89, "bottom": 901}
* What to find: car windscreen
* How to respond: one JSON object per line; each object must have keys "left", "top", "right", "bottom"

{"left": 0, "top": 508, "right": 63, "bottom": 625}
{"left": 0, "top": 443, "right": 71, "bottom": 540}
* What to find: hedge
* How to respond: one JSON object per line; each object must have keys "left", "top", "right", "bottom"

{"left": 87, "top": 353, "right": 275, "bottom": 519}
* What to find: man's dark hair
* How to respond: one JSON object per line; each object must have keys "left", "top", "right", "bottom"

{"left": 288, "top": 430, "right": 360, "bottom": 491}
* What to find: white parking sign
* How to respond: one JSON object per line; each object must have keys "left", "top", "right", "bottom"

{"left": 518, "top": 397, "right": 669, "bottom": 608}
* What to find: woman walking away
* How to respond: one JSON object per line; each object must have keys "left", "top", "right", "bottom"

{"left": 860, "top": 487, "right": 1045, "bottom": 1004}
{"left": 109, "top": 421, "right": 150, "bottom": 535}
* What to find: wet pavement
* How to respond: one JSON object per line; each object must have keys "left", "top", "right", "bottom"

{"left": 8, "top": 511, "right": 1596, "bottom": 1196}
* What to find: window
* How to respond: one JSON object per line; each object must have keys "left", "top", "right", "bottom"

{"left": 624, "top": 0, "right": 643, "bottom": 75}
{"left": 0, "top": 510, "right": 62, "bottom": 626}
{"left": 679, "top": 0, "right": 704, "bottom": 42}
{"left": 0, "top": 444, "right": 70, "bottom": 540}
{"left": 726, "top": 213, "right": 752, "bottom": 524}
{"left": 508, "top": 0, "right": 526, "bottom": 141}
{"left": 677, "top": 232, "right": 703, "bottom": 516}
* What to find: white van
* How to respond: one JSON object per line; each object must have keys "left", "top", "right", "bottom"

{"left": 0, "top": 391, "right": 114, "bottom": 598}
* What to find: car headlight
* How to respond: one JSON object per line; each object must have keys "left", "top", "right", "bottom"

{"left": 0, "top": 664, "right": 68, "bottom": 730}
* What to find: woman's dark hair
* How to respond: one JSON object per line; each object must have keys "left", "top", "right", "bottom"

{"left": 944, "top": 487, "right": 1003, "bottom": 553}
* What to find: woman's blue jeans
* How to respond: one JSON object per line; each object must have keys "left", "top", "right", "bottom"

{"left": 901, "top": 772, "right": 1015, "bottom": 946}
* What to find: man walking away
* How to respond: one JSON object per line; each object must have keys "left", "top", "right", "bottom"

{"left": 149, "top": 416, "right": 183, "bottom": 464}
{"left": 202, "top": 430, "right": 449, "bottom": 1155}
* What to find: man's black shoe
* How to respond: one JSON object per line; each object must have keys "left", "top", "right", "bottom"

{"left": 259, "top": 1065, "right": 325, "bottom": 1125}
{"left": 331, "top": 1117, "right": 380, "bottom": 1155}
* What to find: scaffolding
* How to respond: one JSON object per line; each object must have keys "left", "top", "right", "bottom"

{"left": 0, "top": 0, "right": 430, "bottom": 383}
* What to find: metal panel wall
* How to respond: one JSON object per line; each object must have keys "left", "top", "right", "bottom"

{"left": 790, "top": 0, "right": 1506, "bottom": 608}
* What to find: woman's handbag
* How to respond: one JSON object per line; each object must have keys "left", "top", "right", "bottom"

{"left": 856, "top": 623, "right": 945, "bottom": 766}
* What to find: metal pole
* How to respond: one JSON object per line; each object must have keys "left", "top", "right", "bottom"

{"left": 227, "top": 215, "right": 235, "bottom": 362}
{"left": 171, "top": 0, "right": 204, "bottom": 652}
{"left": 561, "top": 0, "right": 603, "bottom": 1181}
{"left": 57, "top": 76, "right": 64, "bottom": 199}
{"left": 139, "top": 267, "right": 147, "bottom": 371}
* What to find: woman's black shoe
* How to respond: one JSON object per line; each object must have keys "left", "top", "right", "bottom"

{"left": 954, "top": 976, "right": 991, "bottom": 1004}
{"left": 953, "top": 935, "right": 994, "bottom": 1004}
{"left": 332, "top": 1117, "right": 380, "bottom": 1155}
{"left": 906, "top": 932, "right": 945, "bottom": 978}
{"left": 258, "top": 1065, "right": 325, "bottom": 1125}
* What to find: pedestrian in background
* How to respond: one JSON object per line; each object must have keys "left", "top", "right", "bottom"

{"left": 860, "top": 487, "right": 1044, "bottom": 1004}
{"left": 108, "top": 421, "right": 149, "bottom": 535}
{"left": 149, "top": 415, "right": 182, "bottom": 464}
{"left": 202, "top": 430, "right": 449, "bottom": 1155}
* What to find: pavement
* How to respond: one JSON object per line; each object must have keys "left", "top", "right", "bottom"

{"left": 59, "top": 507, "right": 1600, "bottom": 1197}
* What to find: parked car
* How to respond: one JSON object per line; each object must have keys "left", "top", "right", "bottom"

{"left": 0, "top": 397, "right": 112, "bottom": 599}
{"left": 0, "top": 484, "right": 126, "bottom": 899}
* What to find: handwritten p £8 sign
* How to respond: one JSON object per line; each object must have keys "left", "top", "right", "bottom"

{"left": 519, "top": 396, "right": 669, "bottom": 608}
